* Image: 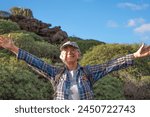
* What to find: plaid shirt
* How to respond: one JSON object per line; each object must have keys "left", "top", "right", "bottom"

{"left": 18, "top": 49, "right": 134, "bottom": 100}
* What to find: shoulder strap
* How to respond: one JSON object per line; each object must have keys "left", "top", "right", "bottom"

{"left": 81, "top": 67, "right": 94, "bottom": 86}
{"left": 54, "top": 67, "right": 66, "bottom": 86}
{"left": 53, "top": 67, "right": 66, "bottom": 99}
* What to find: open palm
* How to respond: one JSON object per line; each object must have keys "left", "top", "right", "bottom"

{"left": 134, "top": 44, "right": 150, "bottom": 58}
{"left": 0, "top": 36, "right": 14, "bottom": 50}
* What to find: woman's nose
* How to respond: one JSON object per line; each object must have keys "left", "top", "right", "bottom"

{"left": 68, "top": 51, "right": 71, "bottom": 54}
{"left": 67, "top": 50, "right": 73, "bottom": 54}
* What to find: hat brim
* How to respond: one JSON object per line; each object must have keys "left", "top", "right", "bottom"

{"left": 60, "top": 44, "right": 78, "bottom": 51}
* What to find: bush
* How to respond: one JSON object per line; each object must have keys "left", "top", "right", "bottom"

{"left": 30, "top": 41, "right": 60, "bottom": 62}
{"left": 0, "top": 56, "right": 54, "bottom": 99}
{"left": 124, "top": 76, "right": 150, "bottom": 99}
{"left": 93, "top": 76, "right": 125, "bottom": 100}
{"left": 0, "top": 19, "right": 20, "bottom": 34}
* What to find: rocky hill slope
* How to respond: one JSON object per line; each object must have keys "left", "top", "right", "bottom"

{"left": 0, "top": 7, "right": 68, "bottom": 44}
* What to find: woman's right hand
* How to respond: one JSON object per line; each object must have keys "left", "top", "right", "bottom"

{"left": 0, "top": 35, "right": 19, "bottom": 55}
{"left": 0, "top": 35, "right": 14, "bottom": 49}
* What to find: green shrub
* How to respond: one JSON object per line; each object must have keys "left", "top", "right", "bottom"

{"left": 93, "top": 76, "right": 125, "bottom": 100}
{"left": 30, "top": 41, "right": 60, "bottom": 61}
{"left": 124, "top": 76, "right": 150, "bottom": 99}
{"left": 0, "top": 19, "right": 20, "bottom": 34}
{"left": 0, "top": 56, "right": 54, "bottom": 99}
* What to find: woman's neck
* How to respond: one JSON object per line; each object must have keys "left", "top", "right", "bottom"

{"left": 66, "top": 62, "right": 78, "bottom": 71}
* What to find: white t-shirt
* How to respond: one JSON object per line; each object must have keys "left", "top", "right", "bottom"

{"left": 68, "top": 70, "right": 80, "bottom": 100}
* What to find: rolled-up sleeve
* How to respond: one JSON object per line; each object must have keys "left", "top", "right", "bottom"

{"left": 17, "top": 49, "right": 58, "bottom": 78}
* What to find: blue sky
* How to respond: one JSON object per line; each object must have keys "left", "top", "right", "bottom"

{"left": 1, "top": 0, "right": 150, "bottom": 44}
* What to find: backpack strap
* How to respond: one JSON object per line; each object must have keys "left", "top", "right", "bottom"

{"left": 81, "top": 67, "right": 94, "bottom": 87}
{"left": 53, "top": 67, "right": 66, "bottom": 99}
{"left": 54, "top": 67, "right": 66, "bottom": 86}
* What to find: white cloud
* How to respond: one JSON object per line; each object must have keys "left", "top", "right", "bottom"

{"left": 134, "top": 23, "right": 150, "bottom": 33}
{"left": 107, "top": 20, "right": 118, "bottom": 28}
{"left": 118, "top": 2, "right": 149, "bottom": 10}
{"left": 127, "top": 18, "right": 145, "bottom": 27}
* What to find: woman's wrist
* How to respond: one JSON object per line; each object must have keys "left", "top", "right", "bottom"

{"left": 10, "top": 46, "right": 19, "bottom": 55}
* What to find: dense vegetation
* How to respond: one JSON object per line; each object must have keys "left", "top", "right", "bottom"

{"left": 80, "top": 44, "right": 150, "bottom": 99}
{"left": 0, "top": 12, "right": 150, "bottom": 99}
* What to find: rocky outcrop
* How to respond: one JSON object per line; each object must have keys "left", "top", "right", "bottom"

{"left": 0, "top": 8, "right": 68, "bottom": 44}
{"left": 0, "top": 11, "right": 11, "bottom": 18}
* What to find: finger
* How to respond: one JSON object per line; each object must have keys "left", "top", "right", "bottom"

{"left": 138, "top": 43, "right": 145, "bottom": 51}
{"left": 8, "top": 34, "right": 11, "bottom": 37}
{"left": 8, "top": 34, "right": 11, "bottom": 38}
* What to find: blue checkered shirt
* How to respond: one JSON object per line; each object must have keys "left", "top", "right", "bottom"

{"left": 17, "top": 49, "right": 134, "bottom": 100}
